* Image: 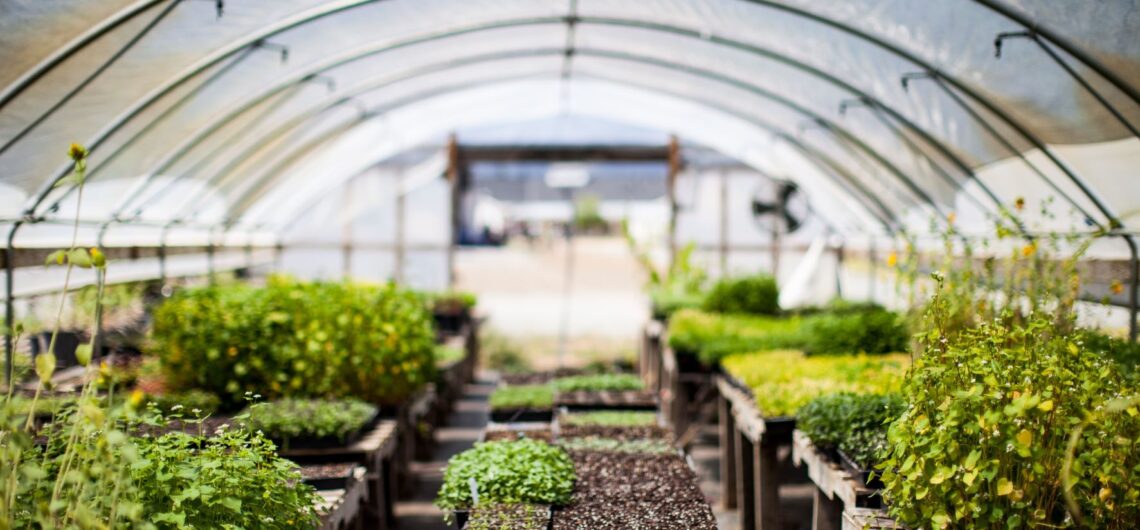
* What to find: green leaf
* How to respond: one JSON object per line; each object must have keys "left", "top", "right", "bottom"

{"left": 35, "top": 352, "right": 56, "bottom": 383}
{"left": 44, "top": 249, "right": 66, "bottom": 266}
{"left": 75, "top": 343, "right": 92, "bottom": 366}
{"left": 68, "top": 248, "right": 92, "bottom": 268}
{"left": 996, "top": 477, "right": 1014, "bottom": 496}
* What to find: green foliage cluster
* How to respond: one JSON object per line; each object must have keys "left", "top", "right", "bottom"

{"left": 551, "top": 373, "right": 643, "bottom": 392}
{"left": 557, "top": 436, "right": 673, "bottom": 455}
{"left": 489, "top": 385, "right": 554, "bottom": 411}
{"left": 797, "top": 392, "right": 905, "bottom": 469}
{"left": 465, "top": 504, "right": 550, "bottom": 530}
{"left": 152, "top": 276, "right": 436, "bottom": 408}
{"left": 881, "top": 314, "right": 1140, "bottom": 528}
{"left": 721, "top": 350, "right": 908, "bottom": 417}
{"left": 428, "top": 291, "right": 477, "bottom": 313}
{"left": 247, "top": 398, "right": 377, "bottom": 445}
{"left": 648, "top": 288, "right": 706, "bottom": 320}
{"left": 801, "top": 307, "right": 909, "bottom": 355}
{"left": 560, "top": 411, "right": 657, "bottom": 427}
{"left": 667, "top": 309, "right": 805, "bottom": 365}
{"left": 702, "top": 273, "right": 780, "bottom": 315}
{"left": 130, "top": 427, "right": 320, "bottom": 529}
{"left": 435, "top": 439, "right": 576, "bottom": 511}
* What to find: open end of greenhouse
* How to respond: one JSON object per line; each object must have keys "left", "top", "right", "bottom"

{"left": 1, "top": 1, "right": 1138, "bottom": 529}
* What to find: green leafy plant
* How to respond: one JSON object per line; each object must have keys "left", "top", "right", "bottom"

{"left": 436, "top": 439, "right": 575, "bottom": 513}
{"left": 797, "top": 392, "right": 905, "bottom": 469}
{"left": 428, "top": 291, "right": 477, "bottom": 313}
{"left": 551, "top": 373, "right": 643, "bottom": 392}
{"left": 247, "top": 398, "right": 377, "bottom": 445}
{"left": 489, "top": 385, "right": 554, "bottom": 411}
{"left": 131, "top": 425, "right": 320, "bottom": 529}
{"left": 143, "top": 390, "right": 221, "bottom": 417}
{"left": 152, "top": 277, "right": 436, "bottom": 408}
{"left": 801, "top": 307, "right": 909, "bottom": 355}
{"left": 560, "top": 411, "right": 657, "bottom": 427}
{"left": 721, "top": 350, "right": 908, "bottom": 417}
{"left": 667, "top": 309, "right": 805, "bottom": 365}
{"left": 557, "top": 436, "right": 673, "bottom": 455}
{"left": 702, "top": 273, "right": 779, "bottom": 315}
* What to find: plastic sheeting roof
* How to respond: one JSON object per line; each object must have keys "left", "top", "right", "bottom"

{"left": 1, "top": 0, "right": 1138, "bottom": 244}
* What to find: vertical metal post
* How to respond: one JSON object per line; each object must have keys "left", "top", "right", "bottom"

{"left": 835, "top": 242, "right": 845, "bottom": 299}
{"left": 666, "top": 135, "right": 681, "bottom": 270}
{"left": 341, "top": 179, "right": 353, "bottom": 280}
{"left": 446, "top": 134, "right": 461, "bottom": 288}
{"left": 3, "top": 221, "right": 21, "bottom": 386}
{"left": 206, "top": 228, "right": 217, "bottom": 285}
{"left": 719, "top": 170, "right": 729, "bottom": 276}
{"left": 395, "top": 171, "right": 407, "bottom": 283}
{"left": 868, "top": 237, "right": 877, "bottom": 303}
{"left": 1125, "top": 234, "right": 1139, "bottom": 343}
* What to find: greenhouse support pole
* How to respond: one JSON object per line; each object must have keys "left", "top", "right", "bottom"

{"left": 3, "top": 221, "right": 20, "bottom": 386}
{"left": 719, "top": 170, "right": 729, "bottom": 276}
{"left": 341, "top": 181, "right": 353, "bottom": 279}
{"left": 835, "top": 242, "right": 844, "bottom": 299}
{"left": 395, "top": 172, "right": 407, "bottom": 284}
{"left": 666, "top": 136, "right": 680, "bottom": 270}
{"left": 1126, "top": 234, "right": 1139, "bottom": 343}
{"left": 868, "top": 238, "right": 877, "bottom": 303}
{"left": 446, "top": 135, "right": 461, "bottom": 287}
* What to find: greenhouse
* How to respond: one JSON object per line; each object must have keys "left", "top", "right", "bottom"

{"left": 1, "top": 0, "right": 1138, "bottom": 529}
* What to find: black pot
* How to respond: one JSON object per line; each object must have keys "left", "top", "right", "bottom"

{"left": 489, "top": 408, "right": 553, "bottom": 423}
{"left": 761, "top": 416, "right": 796, "bottom": 442}
{"left": 433, "top": 309, "right": 471, "bottom": 336}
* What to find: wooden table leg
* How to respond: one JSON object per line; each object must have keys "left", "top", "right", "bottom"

{"left": 720, "top": 395, "right": 737, "bottom": 510}
{"left": 737, "top": 431, "right": 756, "bottom": 530}
{"left": 755, "top": 437, "right": 781, "bottom": 530}
{"left": 812, "top": 487, "right": 843, "bottom": 530}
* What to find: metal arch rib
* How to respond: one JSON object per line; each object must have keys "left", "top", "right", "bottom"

{"left": 735, "top": 0, "right": 1120, "bottom": 228}
{"left": 161, "top": 46, "right": 918, "bottom": 230}
{"left": 0, "top": 0, "right": 164, "bottom": 110}
{"left": 971, "top": 0, "right": 1140, "bottom": 107}
{"left": 215, "top": 72, "right": 899, "bottom": 235}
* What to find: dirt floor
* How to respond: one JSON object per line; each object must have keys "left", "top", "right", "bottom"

{"left": 455, "top": 236, "right": 649, "bottom": 370}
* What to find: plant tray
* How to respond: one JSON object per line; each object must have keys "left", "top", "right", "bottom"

{"left": 433, "top": 310, "right": 471, "bottom": 336}
{"left": 838, "top": 449, "right": 884, "bottom": 492}
{"left": 489, "top": 408, "right": 554, "bottom": 423}
{"left": 455, "top": 505, "right": 553, "bottom": 530}
{"left": 761, "top": 416, "right": 797, "bottom": 441}
{"left": 300, "top": 462, "right": 356, "bottom": 490}
{"left": 555, "top": 390, "right": 657, "bottom": 411}
{"left": 272, "top": 410, "right": 381, "bottom": 450}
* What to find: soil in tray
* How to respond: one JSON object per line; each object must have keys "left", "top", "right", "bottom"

{"left": 553, "top": 452, "right": 716, "bottom": 530}
{"left": 489, "top": 408, "right": 554, "bottom": 423}
{"left": 483, "top": 429, "right": 554, "bottom": 443}
{"left": 300, "top": 462, "right": 355, "bottom": 490}
{"left": 555, "top": 390, "right": 657, "bottom": 409}
{"left": 560, "top": 425, "right": 673, "bottom": 443}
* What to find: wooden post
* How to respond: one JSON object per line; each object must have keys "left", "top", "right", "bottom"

{"left": 736, "top": 431, "right": 756, "bottom": 530}
{"left": 394, "top": 170, "right": 406, "bottom": 284}
{"left": 446, "top": 134, "right": 461, "bottom": 288}
{"left": 719, "top": 394, "right": 738, "bottom": 509}
{"left": 719, "top": 169, "right": 729, "bottom": 276}
{"left": 812, "top": 488, "right": 843, "bottom": 530}
{"left": 666, "top": 135, "right": 681, "bottom": 270}
{"left": 755, "top": 437, "right": 781, "bottom": 530}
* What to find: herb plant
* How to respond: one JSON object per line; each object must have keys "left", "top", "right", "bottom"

{"left": 558, "top": 436, "right": 674, "bottom": 455}
{"left": 436, "top": 439, "right": 575, "bottom": 512}
{"left": 560, "top": 411, "right": 657, "bottom": 427}
{"left": 797, "top": 392, "right": 905, "bottom": 469}
{"left": 551, "top": 374, "right": 643, "bottom": 392}
{"left": 144, "top": 390, "right": 221, "bottom": 416}
{"left": 465, "top": 504, "right": 550, "bottom": 530}
{"left": 131, "top": 427, "right": 321, "bottom": 529}
{"left": 248, "top": 398, "right": 377, "bottom": 445}
{"left": 702, "top": 273, "right": 780, "bottom": 315}
{"left": 489, "top": 385, "right": 554, "bottom": 411}
{"left": 721, "top": 350, "right": 908, "bottom": 417}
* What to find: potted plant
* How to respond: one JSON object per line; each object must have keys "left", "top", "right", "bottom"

{"left": 246, "top": 398, "right": 379, "bottom": 450}
{"left": 430, "top": 291, "right": 477, "bottom": 336}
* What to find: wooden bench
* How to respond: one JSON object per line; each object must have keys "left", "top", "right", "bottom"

{"left": 316, "top": 466, "right": 367, "bottom": 530}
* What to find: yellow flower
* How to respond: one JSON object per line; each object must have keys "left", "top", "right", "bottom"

{"left": 68, "top": 143, "right": 88, "bottom": 161}
{"left": 947, "top": 212, "right": 957, "bottom": 224}
{"left": 1021, "top": 243, "right": 1036, "bottom": 257}
{"left": 1110, "top": 280, "right": 1124, "bottom": 295}
{"left": 129, "top": 389, "right": 145, "bottom": 408}
{"left": 1014, "top": 197, "right": 1025, "bottom": 211}
{"left": 887, "top": 251, "right": 898, "bottom": 267}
